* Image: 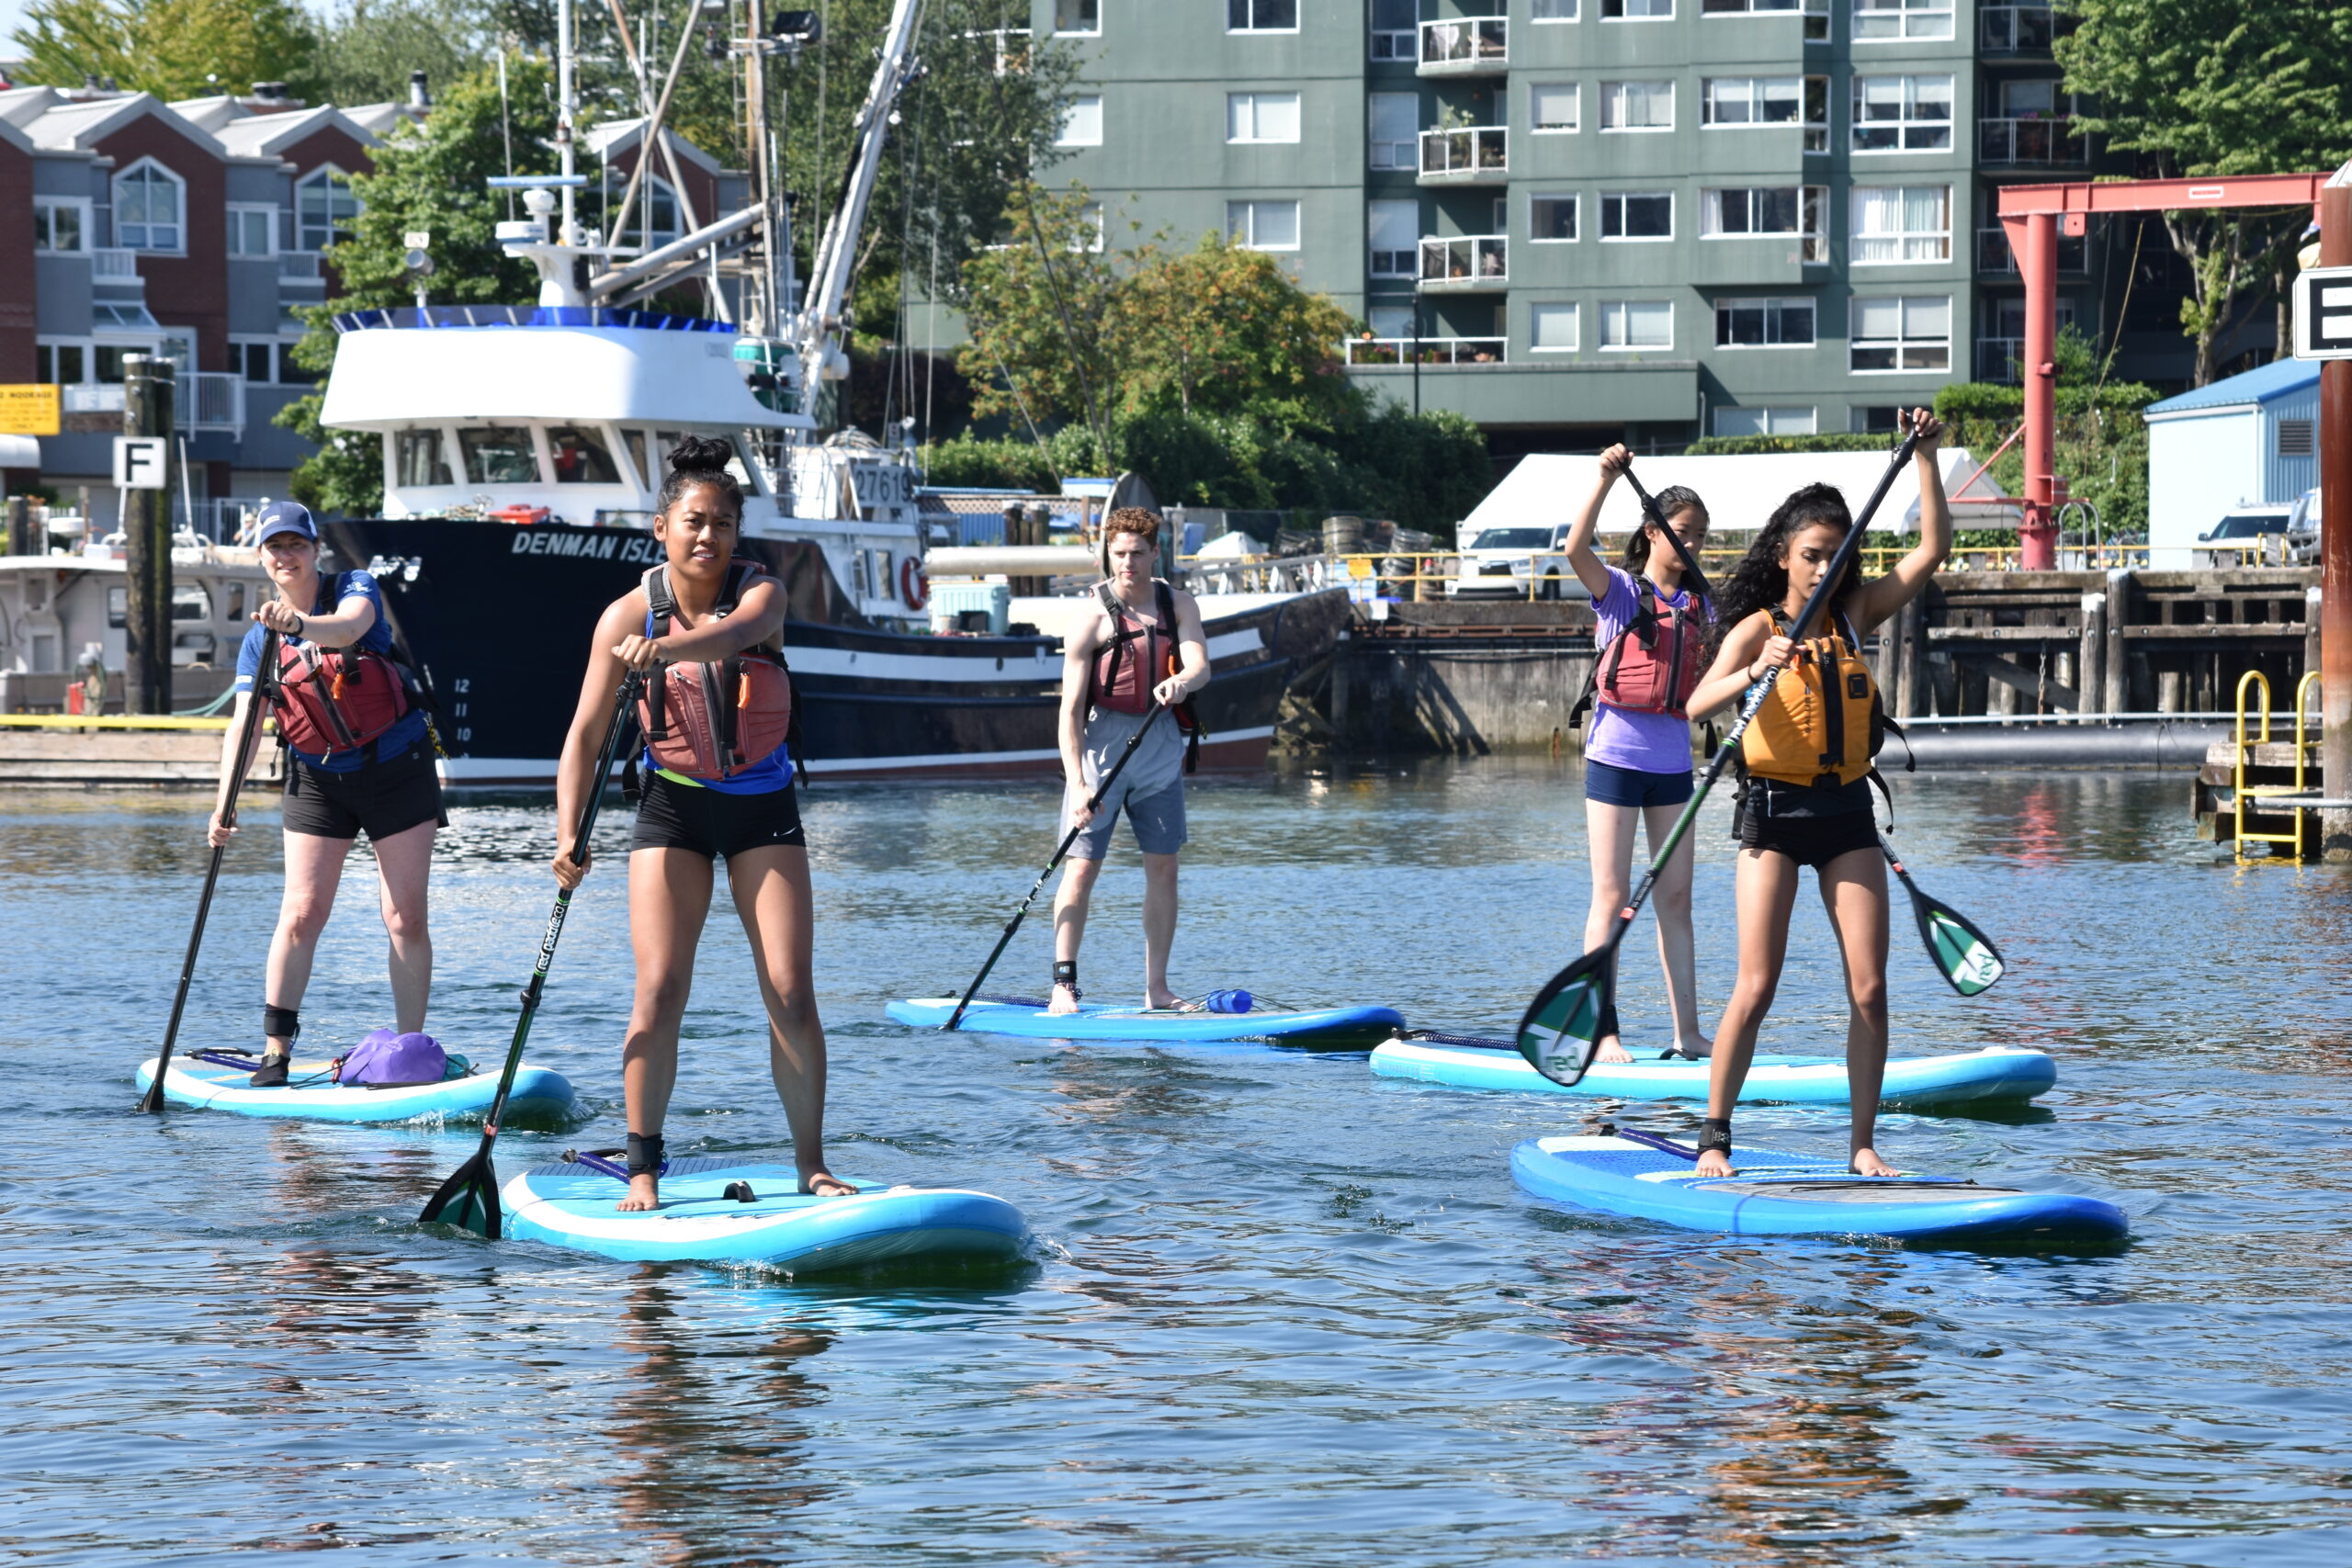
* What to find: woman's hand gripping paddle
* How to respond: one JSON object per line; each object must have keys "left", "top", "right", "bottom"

{"left": 1619, "top": 467, "right": 1714, "bottom": 604}
{"left": 141, "top": 630, "right": 279, "bottom": 1114}
{"left": 1881, "top": 839, "right": 2006, "bottom": 996}
{"left": 1516, "top": 426, "right": 1925, "bottom": 1087}
{"left": 943, "top": 705, "right": 1166, "bottom": 1031}
{"left": 419, "top": 671, "right": 643, "bottom": 1237}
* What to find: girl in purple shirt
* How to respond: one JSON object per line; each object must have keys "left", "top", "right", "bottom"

{"left": 1564, "top": 446, "right": 1713, "bottom": 1063}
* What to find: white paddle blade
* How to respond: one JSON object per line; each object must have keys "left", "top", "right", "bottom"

{"left": 1926, "top": 908, "right": 2005, "bottom": 996}
{"left": 1516, "top": 971, "right": 1608, "bottom": 1087}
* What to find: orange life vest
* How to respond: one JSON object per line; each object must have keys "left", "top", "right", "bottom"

{"left": 1740, "top": 609, "right": 1883, "bottom": 788}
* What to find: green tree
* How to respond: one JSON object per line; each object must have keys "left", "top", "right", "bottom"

{"left": 2057, "top": 0, "right": 2352, "bottom": 381}
{"left": 955, "top": 182, "right": 1123, "bottom": 437}
{"left": 1932, "top": 328, "right": 2159, "bottom": 541}
{"left": 11, "top": 0, "right": 321, "bottom": 100}
{"left": 1109, "top": 232, "right": 1357, "bottom": 426}
{"left": 277, "top": 57, "right": 559, "bottom": 514}
{"left": 314, "top": 0, "right": 493, "bottom": 107}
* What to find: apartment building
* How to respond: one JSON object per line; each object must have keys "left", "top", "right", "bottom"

{"left": 0, "top": 81, "right": 731, "bottom": 528}
{"left": 1029, "top": 0, "right": 2095, "bottom": 451}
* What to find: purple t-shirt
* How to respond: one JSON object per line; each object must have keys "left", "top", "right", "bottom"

{"left": 1586, "top": 565, "right": 1712, "bottom": 775}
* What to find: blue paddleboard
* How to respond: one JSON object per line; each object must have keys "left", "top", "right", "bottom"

{"left": 888, "top": 996, "right": 1406, "bottom": 1043}
{"left": 1512, "top": 1131, "right": 2128, "bottom": 1247}
{"left": 499, "top": 1156, "right": 1028, "bottom": 1269}
{"left": 1372, "top": 1035, "right": 2053, "bottom": 1108}
{"left": 136, "top": 1053, "right": 575, "bottom": 1123}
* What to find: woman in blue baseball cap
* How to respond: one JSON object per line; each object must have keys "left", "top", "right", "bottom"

{"left": 208, "top": 500, "right": 445, "bottom": 1086}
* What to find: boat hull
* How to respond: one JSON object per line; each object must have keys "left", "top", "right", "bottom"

{"left": 322, "top": 518, "right": 1343, "bottom": 784}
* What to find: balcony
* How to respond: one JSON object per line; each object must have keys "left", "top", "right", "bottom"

{"left": 1418, "top": 126, "right": 1508, "bottom": 185}
{"left": 62, "top": 371, "right": 247, "bottom": 433}
{"left": 1976, "top": 337, "right": 2023, "bottom": 382}
{"left": 1979, "top": 116, "right": 2084, "bottom": 167}
{"left": 1343, "top": 334, "right": 1507, "bottom": 367}
{"left": 1419, "top": 234, "right": 1508, "bottom": 291}
{"left": 1419, "top": 17, "right": 1506, "bottom": 75}
{"left": 1976, "top": 227, "right": 2086, "bottom": 275}
{"left": 1979, "top": 4, "right": 2055, "bottom": 52}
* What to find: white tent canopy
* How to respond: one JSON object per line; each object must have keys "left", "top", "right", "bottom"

{"left": 1460, "top": 449, "right": 1985, "bottom": 539}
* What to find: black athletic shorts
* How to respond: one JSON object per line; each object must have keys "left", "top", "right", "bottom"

{"left": 628, "top": 771, "right": 806, "bottom": 859}
{"left": 1736, "top": 804, "right": 1879, "bottom": 870}
{"left": 281, "top": 742, "right": 446, "bottom": 841}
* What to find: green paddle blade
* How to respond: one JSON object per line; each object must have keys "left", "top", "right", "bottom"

{"left": 1516, "top": 953, "right": 1611, "bottom": 1088}
{"left": 1922, "top": 903, "right": 2005, "bottom": 996}
{"left": 419, "top": 1152, "right": 503, "bottom": 1239}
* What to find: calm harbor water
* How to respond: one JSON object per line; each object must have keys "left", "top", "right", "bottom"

{"left": 3, "top": 761, "right": 2348, "bottom": 1566}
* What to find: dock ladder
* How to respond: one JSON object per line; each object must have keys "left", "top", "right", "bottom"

{"left": 2230, "top": 671, "right": 2323, "bottom": 863}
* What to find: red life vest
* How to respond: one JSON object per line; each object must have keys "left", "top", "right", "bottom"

{"left": 635, "top": 560, "right": 797, "bottom": 782}
{"left": 1090, "top": 579, "right": 1202, "bottom": 773}
{"left": 271, "top": 639, "right": 414, "bottom": 761}
{"left": 1594, "top": 581, "right": 1709, "bottom": 719}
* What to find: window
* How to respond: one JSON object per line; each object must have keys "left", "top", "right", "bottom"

{"left": 1228, "top": 0, "right": 1296, "bottom": 30}
{"left": 33, "top": 199, "right": 86, "bottom": 253}
{"left": 1228, "top": 91, "right": 1300, "bottom": 143}
{"left": 232, "top": 339, "right": 276, "bottom": 382}
{"left": 35, "top": 341, "right": 88, "bottom": 384}
{"left": 1713, "top": 406, "right": 1817, "bottom": 436}
{"left": 1368, "top": 304, "right": 1416, "bottom": 339}
{"left": 1702, "top": 186, "right": 1826, "bottom": 258}
{"left": 1531, "top": 303, "right": 1579, "bottom": 352}
{"left": 1715, "top": 297, "right": 1816, "bottom": 345}
{"left": 1533, "top": 0, "right": 1578, "bottom": 15}
{"left": 1603, "top": 0, "right": 1672, "bottom": 15}
{"left": 297, "top": 165, "right": 360, "bottom": 250}
{"left": 115, "top": 162, "right": 184, "bottom": 251}
{"left": 1849, "top": 295, "right": 1950, "bottom": 371}
{"left": 1370, "top": 200, "right": 1417, "bottom": 277}
{"left": 1076, "top": 201, "right": 1105, "bottom": 252}
{"left": 1855, "top": 0, "right": 1951, "bottom": 39}
{"left": 1703, "top": 0, "right": 1829, "bottom": 33}
{"left": 1704, "top": 76, "right": 1830, "bottom": 152}
{"left": 1600, "top": 81, "right": 1673, "bottom": 131}
{"left": 278, "top": 340, "right": 320, "bottom": 384}
{"left": 1852, "top": 75, "right": 1953, "bottom": 152}
{"left": 2000, "top": 78, "right": 2059, "bottom": 118}
{"left": 1600, "top": 192, "right": 1672, "bottom": 241}
{"left": 619, "top": 179, "right": 681, "bottom": 250}
{"left": 1059, "top": 95, "right": 1102, "bottom": 146}
{"left": 1851, "top": 405, "right": 1905, "bottom": 434}
{"left": 1851, "top": 186, "right": 1951, "bottom": 263}
{"left": 1600, "top": 299, "right": 1672, "bottom": 349}
{"left": 458, "top": 426, "right": 540, "bottom": 485}
{"left": 1369, "top": 93, "right": 1418, "bottom": 169}
{"left": 1530, "top": 83, "right": 1578, "bottom": 133}
{"left": 548, "top": 425, "right": 623, "bottom": 484}
{"left": 225, "top": 205, "right": 276, "bottom": 256}
{"left": 1227, "top": 199, "right": 1300, "bottom": 251}
{"left": 1055, "top": 0, "right": 1099, "bottom": 33}
{"left": 1371, "top": 0, "right": 1415, "bottom": 57}
{"left": 1532, "top": 193, "right": 1577, "bottom": 241}
{"left": 396, "top": 429, "right": 453, "bottom": 487}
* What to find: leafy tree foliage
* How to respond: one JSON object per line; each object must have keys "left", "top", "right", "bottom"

{"left": 1931, "top": 328, "right": 2158, "bottom": 541}
{"left": 11, "top": 0, "right": 321, "bottom": 100}
{"left": 2057, "top": 0, "right": 2352, "bottom": 381}
{"left": 314, "top": 0, "right": 496, "bottom": 108}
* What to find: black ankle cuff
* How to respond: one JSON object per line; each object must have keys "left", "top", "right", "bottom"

{"left": 262, "top": 1004, "right": 300, "bottom": 1041}
{"left": 1053, "top": 960, "right": 1080, "bottom": 998}
{"left": 625, "top": 1132, "right": 666, "bottom": 1177}
{"left": 1696, "top": 1117, "right": 1732, "bottom": 1156}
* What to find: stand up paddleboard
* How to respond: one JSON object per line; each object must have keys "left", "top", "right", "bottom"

{"left": 889, "top": 996, "right": 1405, "bottom": 1046}
{"left": 1373, "top": 1033, "right": 2053, "bottom": 1109}
{"left": 499, "top": 1152, "right": 1028, "bottom": 1269}
{"left": 136, "top": 1052, "right": 575, "bottom": 1124}
{"left": 1512, "top": 1128, "right": 2127, "bottom": 1247}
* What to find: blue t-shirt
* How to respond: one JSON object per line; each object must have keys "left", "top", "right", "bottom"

{"left": 235, "top": 570, "right": 430, "bottom": 773}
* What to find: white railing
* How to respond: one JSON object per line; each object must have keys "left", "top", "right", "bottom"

{"left": 62, "top": 385, "right": 125, "bottom": 414}
{"left": 1979, "top": 3, "right": 2054, "bottom": 51}
{"left": 1343, "top": 335, "right": 1508, "bottom": 367}
{"left": 1420, "top": 17, "right": 1506, "bottom": 71}
{"left": 1419, "top": 234, "right": 1508, "bottom": 288}
{"left": 1419, "top": 126, "right": 1509, "bottom": 180}
{"left": 91, "top": 248, "right": 141, "bottom": 278}
{"left": 60, "top": 373, "right": 244, "bottom": 431}
{"left": 1979, "top": 116, "right": 2080, "bottom": 166}
{"left": 278, "top": 251, "right": 322, "bottom": 278}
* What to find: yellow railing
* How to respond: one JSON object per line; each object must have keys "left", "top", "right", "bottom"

{"left": 2230, "top": 669, "right": 2322, "bottom": 864}
{"left": 0, "top": 713, "right": 235, "bottom": 731}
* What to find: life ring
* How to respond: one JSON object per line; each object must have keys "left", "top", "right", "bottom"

{"left": 900, "top": 557, "right": 928, "bottom": 610}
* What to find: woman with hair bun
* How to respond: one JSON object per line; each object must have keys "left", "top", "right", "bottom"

{"left": 1560, "top": 445, "right": 1713, "bottom": 1063}
{"left": 551, "top": 434, "right": 851, "bottom": 1210}
{"left": 1678, "top": 410, "right": 1950, "bottom": 1180}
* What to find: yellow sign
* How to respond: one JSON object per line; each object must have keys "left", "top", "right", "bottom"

{"left": 0, "top": 384, "right": 61, "bottom": 436}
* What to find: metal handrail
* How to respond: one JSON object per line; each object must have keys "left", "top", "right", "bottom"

{"left": 1419, "top": 17, "right": 1506, "bottom": 67}
{"left": 1419, "top": 234, "right": 1508, "bottom": 286}
{"left": 1418, "top": 126, "right": 1509, "bottom": 176}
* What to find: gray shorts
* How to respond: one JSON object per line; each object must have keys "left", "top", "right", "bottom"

{"left": 1064, "top": 776, "right": 1187, "bottom": 860}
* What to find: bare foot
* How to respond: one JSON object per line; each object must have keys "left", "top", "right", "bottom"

{"left": 1694, "top": 1149, "right": 1735, "bottom": 1178}
{"left": 1046, "top": 982, "right": 1081, "bottom": 1015}
{"left": 1670, "top": 1036, "right": 1714, "bottom": 1061}
{"left": 798, "top": 1169, "right": 856, "bottom": 1199}
{"left": 1851, "top": 1146, "right": 1896, "bottom": 1178}
{"left": 617, "top": 1173, "right": 660, "bottom": 1212}
{"left": 1592, "top": 1035, "right": 1634, "bottom": 1066}
{"left": 1146, "top": 988, "right": 1182, "bottom": 1010}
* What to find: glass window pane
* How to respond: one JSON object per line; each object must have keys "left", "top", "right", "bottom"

{"left": 1532, "top": 84, "right": 1577, "bottom": 130}
{"left": 1252, "top": 200, "right": 1299, "bottom": 249}
{"left": 548, "top": 425, "right": 622, "bottom": 484}
{"left": 396, "top": 430, "right": 453, "bottom": 487}
{"left": 1853, "top": 297, "right": 1900, "bottom": 339}
{"left": 1532, "top": 195, "right": 1576, "bottom": 241}
{"left": 1260, "top": 92, "right": 1300, "bottom": 141}
{"left": 1368, "top": 200, "right": 1417, "bottom": 249}
{"left": 1532, "top": 303, "right": 1577, "bottom": 350}
{"left": 1903, "top": 296, "right": 1950, "bottom": 336}
{"left": 1370, "top": 94, "right": 1417, "bottom": 141}
{"left": 460, "top": 427, "right": 540, "bottom": 485}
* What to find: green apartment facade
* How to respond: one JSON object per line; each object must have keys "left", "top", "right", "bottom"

{"left": 1023, "top": 0, "right": 2086, "bottom": 450}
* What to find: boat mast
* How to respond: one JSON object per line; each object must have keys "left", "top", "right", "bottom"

{"left": 556, "top": 0, "right": 578, "bottom": 243}
{"left": 797, "top": 0, "right": 923, "bottom": 400}
{"left": 744, "top": 0, "right": 775, "bottom": 336}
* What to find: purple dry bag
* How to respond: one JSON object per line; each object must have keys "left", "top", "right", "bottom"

{"left": 338, "top": 1029, "right": 448, "bottom": 1086}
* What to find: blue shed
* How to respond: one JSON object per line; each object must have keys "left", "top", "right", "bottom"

{"left": 2144, "top": 359, "right": 2320, "bottom": 567}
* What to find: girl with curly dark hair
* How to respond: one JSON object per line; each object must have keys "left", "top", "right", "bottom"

{"left": 1676, "top": 410, "right": 1950, "bottom": 1180}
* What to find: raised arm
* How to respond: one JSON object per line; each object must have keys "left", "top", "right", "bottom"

{"left": 1562, "top": 446, "right": 1630, "bottom": 602}
{"left": 1845, "top": 411, "right": 1950, "bottom": 634}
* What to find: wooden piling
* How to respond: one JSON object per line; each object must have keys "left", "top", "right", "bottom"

{"left": 121, "top": 355, "right": 175, "bottom": 716}
{"left": 2322, "top": 179, "right": 2352, "bottom": 858}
